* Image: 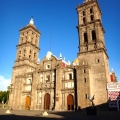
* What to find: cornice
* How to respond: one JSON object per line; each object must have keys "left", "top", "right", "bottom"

{"left": 77, "top": 48, "right": 109, "bottom": 59}
{"left": 16, "top": 42, "right": 40, "bottom": 50}
{"left": 19, "top": 24, "right": 41, "bottom": 34}
{"left": 76, "top": 19, "right": 105, "bottom": 33}
{"left": 13, "top": 64, "right": 36, "bottom": 69}
{"left": 76, "top": 0, "right": 102, "bottom": 15}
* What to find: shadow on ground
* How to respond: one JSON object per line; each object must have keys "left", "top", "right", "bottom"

{"left": 0, "top": 110, "right": 120, "bottom": 120}
{"left": 0, "top": 103, "right": 120, "bottom": 120}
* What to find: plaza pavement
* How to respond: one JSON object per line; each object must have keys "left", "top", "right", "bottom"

{"left": 0, "top": 108, "right": 120, "bottom": 120}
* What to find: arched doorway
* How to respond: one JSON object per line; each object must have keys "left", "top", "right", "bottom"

{"left": 44, "top": 93, "right": 50, "bottom": 110}
{"left": 67, "top": 94, "right": 74, "bottom": 110}
{"left": 25, "top": 96, "right": 31, "bottom": 110}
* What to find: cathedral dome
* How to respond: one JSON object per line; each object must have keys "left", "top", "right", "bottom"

{"left": 72, "top": 58, "right": 79, "bottom": 65}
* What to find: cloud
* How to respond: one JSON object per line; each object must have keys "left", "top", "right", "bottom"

{"left": 0, "top": 75, "right": 11, "bottom": 91}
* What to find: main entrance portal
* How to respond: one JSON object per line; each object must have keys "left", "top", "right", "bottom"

{"left": 67, "top": 94, "right": 74, "bottom": 110}
{"left": 25, "top": 96, "right": 31, "bottom": 110}
{"left": 44, "top": 93, "right": 50, "bottom": 110}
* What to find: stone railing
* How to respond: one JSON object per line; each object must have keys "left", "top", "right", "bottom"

{"left": 107, "top": 82, "right": 120, "bottom": 90}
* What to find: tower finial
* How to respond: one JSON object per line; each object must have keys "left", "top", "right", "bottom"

{"left": 29, "top": 16, "right": 34, "bottom": 25}
{"left": 59, "top": 53, "right": 62, "bottom": 59}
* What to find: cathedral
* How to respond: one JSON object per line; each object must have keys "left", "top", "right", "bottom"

{"left": 9, "top": 0, "right": 110, "bottom": 111}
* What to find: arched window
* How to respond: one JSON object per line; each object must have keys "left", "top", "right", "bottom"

{"left": 34, "top": 53, "right": 36, "bottom": 58}
{"left": 83, "top": 17, "right": 86, "bottom": 24}
{"left": 68, "top": 73, "right": 72, "bottom": 80}
{"left": 92, "top": 30, "right": 96, "bottom": 41}
{"left": 83, "top": 11, "right": 85, "bottom": 16}
{"left": 83, "top": 69, "right": 86, "bottom": 73}
{"left": 90, "top": 8, "right": 93, "bottom": 13}
{"left": 84, "top": 33, "right": 88, "bottom": 43}
{"left": 90, "top": 15, "right": 94, "bottom": 21}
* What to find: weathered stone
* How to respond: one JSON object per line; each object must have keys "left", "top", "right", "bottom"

{"left": 9, "top": 0, "right": 110, "bottom": 111}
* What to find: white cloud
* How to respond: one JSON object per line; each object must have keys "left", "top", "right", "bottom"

{"left": 0, "top": 75, "right": 11, "bottom": 91}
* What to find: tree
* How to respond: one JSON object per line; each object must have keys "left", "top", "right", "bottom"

{"left": 0, "top": 91, "right": 8, "bottom": 103}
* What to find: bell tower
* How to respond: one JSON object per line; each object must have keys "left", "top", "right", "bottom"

{"left": 76, "top": 0, "right": 110, "bottom": 108}
{"left": 15, "top": 18, "right": 40, "bottom": 68}
{"left": 77, "top": 0, "right": 105, "bottom": 53}
{"left": 9, "top": 19, "right": 41, "bottom": 109}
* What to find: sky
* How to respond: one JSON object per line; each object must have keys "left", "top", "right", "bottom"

{"left": 0, "top": 0, "right": 120, "bottom": 91}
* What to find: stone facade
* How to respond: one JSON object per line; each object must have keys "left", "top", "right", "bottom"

{"left": 9, "top": 0, "right": 110, "bottom": 111}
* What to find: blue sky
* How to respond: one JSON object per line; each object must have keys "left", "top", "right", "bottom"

{"left": 0, "top": 0, "right": 120, "bottom": 90}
